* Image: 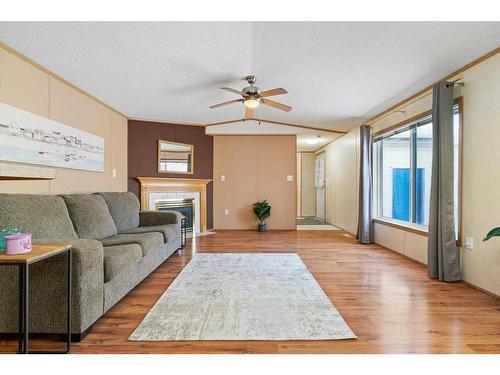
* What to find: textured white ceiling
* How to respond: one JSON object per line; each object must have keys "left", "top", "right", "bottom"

{"left": 1, "top": 22, "right": 499, "bottom": 132}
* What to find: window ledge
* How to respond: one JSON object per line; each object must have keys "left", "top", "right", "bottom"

{"left": 373, "top": 218, "right": 428, "bottom": 237}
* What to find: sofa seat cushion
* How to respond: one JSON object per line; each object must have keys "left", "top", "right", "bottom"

{"left": 100, "top": 232, "right": 164, "bottom": 257}
{"left": 0, "top": 194, "right": 78, "bottom": 240}
{"left": 103, "top": 244, "right": 142, "bottom": 282}
{"left": 61, "top": 194, "right": 117, "bottom": 240}
{"left": 123, "top": 224, "right": 179, "bottom": 243}
{"left": 95, "top": 192, "right": 140, "bottom": 232}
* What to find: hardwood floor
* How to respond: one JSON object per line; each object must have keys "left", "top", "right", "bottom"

{"left": 1, "top": 230, "right": 499, "bottom": 354}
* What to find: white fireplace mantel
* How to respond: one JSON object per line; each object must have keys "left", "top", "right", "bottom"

{"left": 136, "top": 177, "right": 212, "bottom": 232}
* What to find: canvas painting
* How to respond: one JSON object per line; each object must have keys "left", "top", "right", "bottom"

{"left": 0, "top": 102, "right": 104, "bottom": 172}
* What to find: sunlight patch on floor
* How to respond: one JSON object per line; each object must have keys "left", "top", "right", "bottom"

{"left": 296, "top": 224, "right": 340, "bottom": 231}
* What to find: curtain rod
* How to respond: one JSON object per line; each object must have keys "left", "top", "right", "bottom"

{"left": 368, "top": 80, "right": 464, "bottom": 126}
{"left": 447, "top": 80, "right": 464, "bottom": 86}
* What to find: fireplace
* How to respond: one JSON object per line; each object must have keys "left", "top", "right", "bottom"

{"left": 156, "top": 198, "right": 195, "bottom": 233}
{"left": 137, "top": 177, "right": 212, "bottom": 233}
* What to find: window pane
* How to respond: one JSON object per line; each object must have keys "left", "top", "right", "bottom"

{"left": 374, "top": 105, "right": 461, "bottom": 233}
{"left": 161, "top": 161, "right": 188, "bottom": 172}
{"left": 416, "top": 123, "right": 433, "bottom": 225}
{"left": 379, "top": 129, "right": 411, "bottom": 222}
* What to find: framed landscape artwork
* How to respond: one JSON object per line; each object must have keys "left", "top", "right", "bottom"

{"left": 0, "top": 102, "right": 104, "bottom": 172}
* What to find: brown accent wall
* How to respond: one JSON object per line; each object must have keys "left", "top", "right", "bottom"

{"left": 128, "top": 120, "right": 214, "bottom": 229}
{"left": 213, "top": 135, "right": 296, "bottom": 230}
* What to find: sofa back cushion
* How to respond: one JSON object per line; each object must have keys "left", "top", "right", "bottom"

{"left": 0, "top": 194, "right": 78, "bottom": 239}
{"left": 95, "top": 192, "right": 140, "bottom": 233}
{"left": 61, "top": 194, "right": 117, "bottom": 240}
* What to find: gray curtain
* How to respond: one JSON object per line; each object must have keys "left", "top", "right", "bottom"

{"left": 357, "top": 124, "right": 373, "bottom": 244}
{"left": 427, "top": 83, "right": 461, "bottom": 282}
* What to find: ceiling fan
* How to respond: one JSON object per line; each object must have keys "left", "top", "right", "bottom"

{"left": 209, "top": 75, "right": 292, "bottom": 119}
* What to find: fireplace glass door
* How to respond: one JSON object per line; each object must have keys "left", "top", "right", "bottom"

{"left": 156, "top": 198, "right": 195, "bottom": 232}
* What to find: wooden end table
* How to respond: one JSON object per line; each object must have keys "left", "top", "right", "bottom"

{"left": 0, "top": 243, "right": 72, "bottom": 354}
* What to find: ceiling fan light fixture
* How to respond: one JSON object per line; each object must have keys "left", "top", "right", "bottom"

{"left": 210, "top": 76, "right": 291, "bottom": 115}
{"left": 244, "top": 98, "right": 260, "bottom": 109}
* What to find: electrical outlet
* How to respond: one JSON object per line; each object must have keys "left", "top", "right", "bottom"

{"left": 465, "top": 236, "right": 474, "bottom": 250}
{"left": 220, "top": 175, "right": 225, "bottom": 181}
{"left": 224, "top": 209, "right": 229, "bottom": 215}
{"left": 112, "top": 169, "right": 117, "bottom": 178}
{"left": 287, "top": 175, "right": 294, "bottom": 181}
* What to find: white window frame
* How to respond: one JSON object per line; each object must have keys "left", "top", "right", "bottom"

{"left": 372, "top": 100, "right": 462, "bottom": 242}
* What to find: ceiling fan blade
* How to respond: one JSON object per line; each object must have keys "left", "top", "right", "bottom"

{"left": 209, "top": 99, "right": 243, "bottom": 109}
{"left": 221, "top": 87, "right": 248, "bottom": 97}
{"left": 245, "top": 107, "right": 255, "bottom": 119}
{"left": 259, "top": 88, "right": 288, "bottom": 97}
{"left": 261, "top": 99, "right": 292, "bottom": 112}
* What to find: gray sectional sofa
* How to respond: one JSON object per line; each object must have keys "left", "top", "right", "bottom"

{"left": 0, "top": 192, "right": 182, "bottom": 339}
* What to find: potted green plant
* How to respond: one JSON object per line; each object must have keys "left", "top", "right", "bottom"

{"left": 483, "top": 227, "right": 500, "bottom": 241}
{"left": 253, "top": 200, "right": 271, "bottom": 232}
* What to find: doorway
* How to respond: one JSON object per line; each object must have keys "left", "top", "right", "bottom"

{"left": 315, "top": 152, "right": 326, "bottom": 220}
{"left": 296, "top": 151, "right": 338, "bottom": 231}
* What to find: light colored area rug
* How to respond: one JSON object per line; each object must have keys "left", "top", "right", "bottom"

{"left": 129, "top": 253, "right": 356, "bottom": 341}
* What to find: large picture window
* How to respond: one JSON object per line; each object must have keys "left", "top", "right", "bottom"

{"left": 373, "top": 102, "right": 461, "bottom": 236}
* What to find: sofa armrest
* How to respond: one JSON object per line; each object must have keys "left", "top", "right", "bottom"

{"left": 139, "top": 210, "right": 182, "bottom": 227}
{"left": 0, "top": 238, "right": 103, "bottom": 334}
{"left": 33, "top": 238, "right": 104, "bottom": 334}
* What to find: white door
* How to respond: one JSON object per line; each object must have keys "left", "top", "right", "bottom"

{"left": 315, "top": 153, "right": 326, "bottom": 220}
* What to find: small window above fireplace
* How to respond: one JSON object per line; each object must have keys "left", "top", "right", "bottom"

{"left": 158, "top": 140, "right": 194, "bottom": 174}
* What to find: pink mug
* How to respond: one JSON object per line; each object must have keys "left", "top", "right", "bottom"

{"left": 5, "top": 233, "right": 32, "bottom": 255}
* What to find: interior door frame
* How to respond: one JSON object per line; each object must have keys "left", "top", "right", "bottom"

{"left": 314, "top": 151, "right": 326, "bottom": 221}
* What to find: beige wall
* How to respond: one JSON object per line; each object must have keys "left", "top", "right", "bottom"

{"left": 373, "top": 222, "right": 428, "bottom": 264}
{"left": 298, "top": 152, "right": 315, "bottom": 217}
{"left": 315, "top": 128, "right": 360, "bottom": 234}
{"left": 461, "top": 54, "right": 500, "bottom": 296}
{"left": 0, "top": 46, "right": 128, "bottom": 194}
{"left": 213, "top": 135, "right": 296, "bottom": 230}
